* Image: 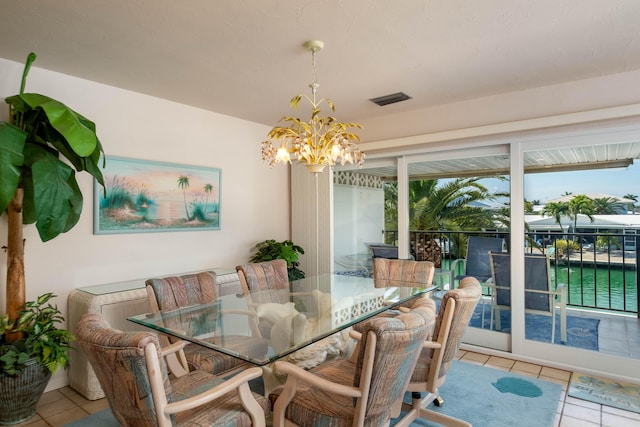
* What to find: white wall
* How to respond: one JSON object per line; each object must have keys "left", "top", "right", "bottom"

{"left": 0, "top": 58, "right": 290, "bottom": 387}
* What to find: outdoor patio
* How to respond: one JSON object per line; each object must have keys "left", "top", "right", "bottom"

{"left": 467, "top": 299, "right": 640, "bottom": 359}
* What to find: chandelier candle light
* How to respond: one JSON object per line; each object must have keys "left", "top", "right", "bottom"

{"left": 261, "top": 40, "right": 365, "bottom": 174}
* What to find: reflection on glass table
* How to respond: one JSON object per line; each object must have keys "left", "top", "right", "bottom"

{"left": 128, "top": 273, "right": 432, "bottom": 366}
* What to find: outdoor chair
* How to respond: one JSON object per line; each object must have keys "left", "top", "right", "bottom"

{"left": 449, "top": 236, "right": 505, "bottom": 286}
{"left": 488, "top": 252, "right": 567, "bottom": 343}
{"left": 268, "top": 298, "right": 435, "bottom": 427}
{"left": 390, "top": 276, "right": 482, "bottom": 427}
{"left": 146, "top": 271, "right": 268, "bottom": 376}
{"left": 367, "top": 243, "right": 400, "bottom": 259}
{"left": 76, "top": 313, "right": 270, "bottom": 427}
{"left": 446, "top": 236, "right": 503, "bottom": 323}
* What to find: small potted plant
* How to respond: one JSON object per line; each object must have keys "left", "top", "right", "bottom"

{"left": 0, "top": 294, "right": 73, "bottom": 424}
{"left": 249, "top": 239, "right": 306, "bottom": 281}
{"left": 0, "top": 52, "right": 105, "bottom": 424}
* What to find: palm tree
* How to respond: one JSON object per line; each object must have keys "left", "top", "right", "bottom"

{"left": 409, "top": 177, "right": 500, "bottom": 232}
{"left": 203, "top": 183, "right": 214, "bottom": 218}
{"left": 524, "top": 199, "right": 536, "bottom": 214}
{"left": 567, "top": 194, "right": 594, "bottom": 239}
{"left": 623, "top": 193, "right": 638, "bottom": 214}
{"left": 385, "top": 177, "right": 504, "bottom": 265}
{"left": 177, "top": 175, "right": 191, "bottom": 221}
{"left": 541, "top": 201, "right": 569, "bottom": 232}
{"left": 592, "top": 197, "right": 621, "bottom": 214}
{"left": 383, "top": 182, "right": 398, "bottom": 237}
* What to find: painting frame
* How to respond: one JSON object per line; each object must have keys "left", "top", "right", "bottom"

{"left": 94, "top": 156, "right": 221, "bottom": 234}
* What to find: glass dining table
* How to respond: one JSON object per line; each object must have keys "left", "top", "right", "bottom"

{"left": 128, "top": 273, "right": 433, "bottom": 366}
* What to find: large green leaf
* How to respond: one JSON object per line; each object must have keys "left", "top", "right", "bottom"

{"left": 0, "top": 122, "right": 26, "bottom": 213}
{"left": 22, "top": 145, "right": 82, "bottom": 242}
{"left": 21, "top": 166, "right": 36, "bottom": 225}
{"left": 18, "top": 93, "right": 98, "bottom": 157}
{"left": 36, "top": 110, "right": 105, "bottom": 187}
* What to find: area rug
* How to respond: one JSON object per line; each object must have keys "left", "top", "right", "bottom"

{"left": 391, "top": 360, "right": 562, "bottom": 427}
{"left": 568, "top": 371, "right": 640, "bottom": 414}
{"left": 63, "top": 408, "right": 118, "bottom": 427}
{"left": 468, "top": 301, "right": 600, "bottom": 350}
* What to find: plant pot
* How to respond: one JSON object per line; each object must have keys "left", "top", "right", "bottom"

{"left": 0, "top": 359, "right": 52, "bottom": 425}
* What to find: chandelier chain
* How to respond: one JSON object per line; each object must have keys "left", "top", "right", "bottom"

{"left": 310, "top": 47, "right": 319, "bottom": 98}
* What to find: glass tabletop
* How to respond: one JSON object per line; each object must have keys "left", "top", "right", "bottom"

{"left": 128, "top": 273, "right": 432, "bottom": 366}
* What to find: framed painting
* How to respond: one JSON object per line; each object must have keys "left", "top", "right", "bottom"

{"left": 94, "top": 156, "right": 221, "bottom": 234}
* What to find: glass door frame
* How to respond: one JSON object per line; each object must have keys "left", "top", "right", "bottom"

{"left": 328, "top": 113, "right": 640, "bottom": 382}
{"left": 399, "top": 145, "right": 513, "bottom": 351}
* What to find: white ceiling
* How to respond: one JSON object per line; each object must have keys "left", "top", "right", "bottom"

{"left": 2, "top": 0, "right": 640, "bottom": 144}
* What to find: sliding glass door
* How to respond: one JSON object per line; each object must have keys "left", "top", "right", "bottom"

{"left": 521, "top": 142, "right": 640, "bottom": 360}
{"left": 402, "top": 146, "right": 512, "bottom": 351}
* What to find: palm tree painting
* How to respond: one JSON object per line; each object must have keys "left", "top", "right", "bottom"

{"left": 203, "top": 183, "right": 214, "bottom": 218}
{"left": 177, "top": 175, "right": 191, "bottom": 220}
{"left": 95, "top": 156, "right": 221, "bottom": 234}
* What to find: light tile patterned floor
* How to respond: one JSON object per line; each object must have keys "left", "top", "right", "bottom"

{"left": 12, "top": 349, "right": 640, "bottom": 427}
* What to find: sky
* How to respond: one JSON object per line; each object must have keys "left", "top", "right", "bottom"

{"left": 524, "top": 161, "right": 640, "bottom": 203}
{"left": 476, "top": 160, "right": 640, "bottom": 204}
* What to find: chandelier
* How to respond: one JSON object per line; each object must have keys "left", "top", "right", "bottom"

{"left": 261, "top": 40, "right": 365, "bottom": 173}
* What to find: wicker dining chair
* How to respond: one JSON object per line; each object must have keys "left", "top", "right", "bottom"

{"left": 146, "top": 271, "right": 268, "bottom": 376}
{"left": 76, "top": 313, "right": 270, "bottom": 427}
{"left": 372, "top": 257, "right": 436, "bottom": 289}
{"left": 268, "top": 297, "right": 435, "bottom": 426}
{"left": 392, "top": 276, "right": 482, "bottom": 427}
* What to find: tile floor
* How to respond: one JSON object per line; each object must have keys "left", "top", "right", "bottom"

{"left": 12, "top": 349, "right": 640, "bottom": 427}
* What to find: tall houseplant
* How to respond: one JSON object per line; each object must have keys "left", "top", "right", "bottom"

{"left": 0, "top": 52, "right": 105, "bottom": 423}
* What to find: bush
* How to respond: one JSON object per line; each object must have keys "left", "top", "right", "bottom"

{"left": 595, "top": 235, "right": 620, "bottom": 251}
{"left": 554, "top": 239, "right": 579, "bottom": 257}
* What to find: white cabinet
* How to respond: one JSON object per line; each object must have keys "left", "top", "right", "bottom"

{"left": 67, "top": 268, "right": 241, "bottom": 399}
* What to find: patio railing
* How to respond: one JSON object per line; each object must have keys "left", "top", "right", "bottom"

{"left": 381, "top": 229, "right": 639, "bottom": 317}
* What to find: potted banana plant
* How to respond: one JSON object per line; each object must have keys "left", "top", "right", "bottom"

{"left": 0, "top": 52, "right": 105, "bottom": 424}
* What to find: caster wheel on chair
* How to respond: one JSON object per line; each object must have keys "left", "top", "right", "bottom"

{"left": 434, "top": 396, "right": 444, "bottom": 407}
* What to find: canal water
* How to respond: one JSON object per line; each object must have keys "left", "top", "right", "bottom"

{"left": 553, "top": 264, "right": 637, "bottom": 313}
{"left": 445, "top": 258, "right": 638, "bottom": 314}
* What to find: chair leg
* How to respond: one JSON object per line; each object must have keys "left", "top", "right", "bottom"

{"left": 395, "top": 391, "right": 470, "bottom": 427}
{"left": 417, "top": 407, "right": 472, "bottom": 427}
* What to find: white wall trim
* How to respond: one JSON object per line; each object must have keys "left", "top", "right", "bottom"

{"left": 361, "top": 103, "right": 640, "bottom": 155}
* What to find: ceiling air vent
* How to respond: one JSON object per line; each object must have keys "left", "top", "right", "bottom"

{"left": 369, "top": 92, "right": 412, "bottom": 106}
